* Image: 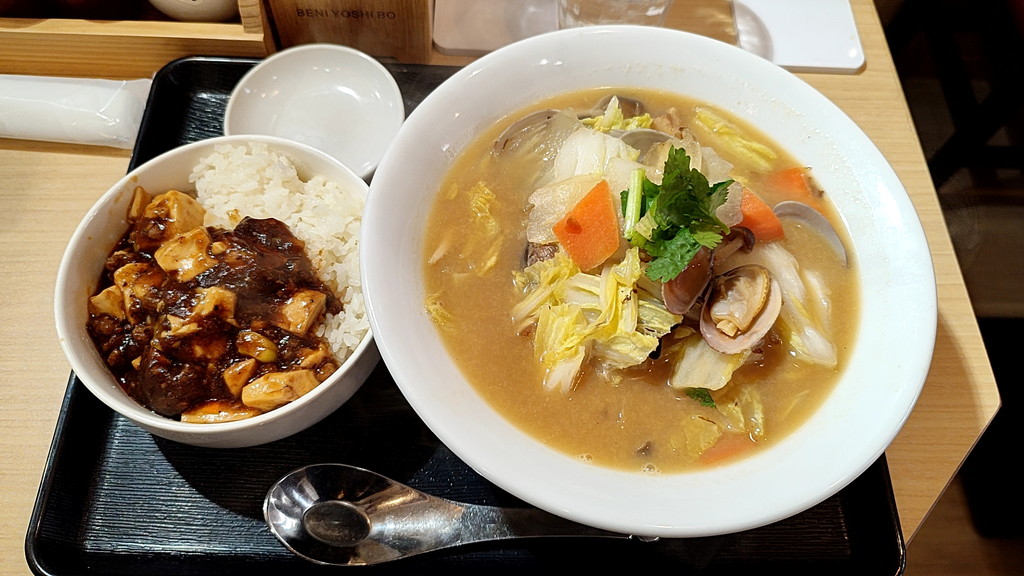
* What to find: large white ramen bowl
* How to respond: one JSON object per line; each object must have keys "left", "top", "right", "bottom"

{"left": 362, "top": 26, "right": 935, "bottom": 537}
{"left": 55, "top": 135, "right": 379, "bottom": 448}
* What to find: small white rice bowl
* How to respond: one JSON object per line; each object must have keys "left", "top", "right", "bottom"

{"left": 55, "top": 135, "right": 379, "bottom": 448}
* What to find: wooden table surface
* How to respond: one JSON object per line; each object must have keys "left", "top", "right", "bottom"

{"left": 0, "top": 1, "right": 999, "bottom": 574}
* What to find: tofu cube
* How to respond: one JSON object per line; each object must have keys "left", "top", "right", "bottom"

{"left": 88, "top": 285, "right": 126, "bottom": 320}
{"left": 154, "top": 227, "right": 216, "bottom": 282}
{"left": 112, "top": 262, "right": 166, "bottom": 324}
{"left": 223, "top": 358, "right": 258, "bottom": 397}
{"left": 272, "top": 289, "right": 327, "bottom": 336}
{"left": 241, "top": 370, "right": 320, "bottom": 411}
{"left": 144, "top": 190, "right": 205, "bottom": 240}
{"left": 193, "top": 286, "right": 237, "bottom": 321}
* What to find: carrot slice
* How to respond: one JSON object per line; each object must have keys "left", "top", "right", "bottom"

{"left": 552, "top": 180, "right": 620, "bottom": 271}
{"left": 738, "top": 187, "right": 785, "bottom": 242}
{"left": 765, "top": 166, "right": 825, "bottom": 213}
{"left": 700, "top": 433, "right": 755, "bottom": 466}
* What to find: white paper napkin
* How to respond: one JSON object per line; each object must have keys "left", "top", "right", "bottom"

{"left": 0, "top": 75, "right": 152, "bottom": 148}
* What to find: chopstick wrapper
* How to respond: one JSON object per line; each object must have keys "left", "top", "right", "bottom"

{"left": 0, "top": 75, "right": 152, "bottom": 149}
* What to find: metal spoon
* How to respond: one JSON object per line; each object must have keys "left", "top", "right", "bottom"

{"left": 264, "top": 463, "right": 640, "bottom": 566}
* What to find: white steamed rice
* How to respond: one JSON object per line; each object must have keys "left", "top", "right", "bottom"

{"left": 188, "top": 142, "right": 367, "bottom": 362}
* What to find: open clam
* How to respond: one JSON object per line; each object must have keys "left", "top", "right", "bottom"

{"left": 492, "top": 108, "right": 560, "bottom": 154}
{"left": 773, "top": 200, "right": 848, "bottom": 267}
{"left": 617, "top": 128, "right": 672, "bottom": 159}
{"left": 700, "top": 264, "right": 782, "bottom": 355}
{"left": 580, "top": 94, "right": 646, "bottom": 119}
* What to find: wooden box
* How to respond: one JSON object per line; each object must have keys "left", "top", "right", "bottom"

{"left": 0, "top": 0, "right": 270, "bottom": 80}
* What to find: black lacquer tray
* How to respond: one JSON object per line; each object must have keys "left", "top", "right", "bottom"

{"left": 26, "top": 56, "right": 906, "bottom": 576}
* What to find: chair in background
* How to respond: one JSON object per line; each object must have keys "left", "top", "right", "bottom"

{"left": 885, "top": 0, "right": 1024, "bottom": 189}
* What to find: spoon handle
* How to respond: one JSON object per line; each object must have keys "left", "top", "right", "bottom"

{"left": 454, "top": 502, "right": 631, "bottom": 543}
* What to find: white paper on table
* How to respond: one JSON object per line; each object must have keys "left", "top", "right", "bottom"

{"left": 0, "top": 75, "right": 152, "bottom": 149}
{"left": 433, "top": 0, "right": 557, "bottom": 56}
{"left": 734, "top": 0, "right": 865, "bottom": 73}
{"left": 433, "top": 0, "right": 865, "bottom": 73}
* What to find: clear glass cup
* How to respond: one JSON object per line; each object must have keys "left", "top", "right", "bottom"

{"left": 556, "top": 0, "right": 675, "bottom": 28}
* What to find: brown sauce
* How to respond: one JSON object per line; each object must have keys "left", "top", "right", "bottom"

{"left": 87, "top": 189, "right": 340, "bottom": 420}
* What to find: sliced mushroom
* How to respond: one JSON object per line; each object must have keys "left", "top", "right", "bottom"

{"left": 662, "top": 246, "right": 713, "bottom": 315}
{"left": 524, "top": 242, "right": 558, "bottom": 267}
{"left": 700, "top": 264, "right": 782, "bottom": 354}
{"left": 773, "top": 200, "right": 848, "bottom": 267}
{"left": 713, "top": 226, "right": 756, "bottom": 269}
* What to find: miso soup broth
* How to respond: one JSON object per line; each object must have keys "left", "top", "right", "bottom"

{"left": 423, "top": 88, "right": 859, "bottom": 473}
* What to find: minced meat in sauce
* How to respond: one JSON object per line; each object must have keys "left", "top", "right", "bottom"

{"left": 86, "top": 187, "right": 341, "bottom": 422}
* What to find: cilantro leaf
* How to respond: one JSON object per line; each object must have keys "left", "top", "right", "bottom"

{"left": 644, "top": 228, "right": 702, "bottom": 282}
{"left": 625, "top": 146, "right": 733, "bottom": 282}
{"left": 685, "top": 387, "right": 717, "bottom": 408}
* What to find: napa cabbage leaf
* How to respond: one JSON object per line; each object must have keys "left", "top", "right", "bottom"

{"left": 581, "top": 96, "right": 653, "bottom": 133}
{"left": 665, "top": 330, "right": 752, "bottom": 392}
{"left": 692, "top": 106, "right": 777, "bottom": 172}
{"left": 512, "top": 247, "right": 681, "bottom": 393}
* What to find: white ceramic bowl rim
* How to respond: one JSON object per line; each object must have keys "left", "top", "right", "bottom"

{"left": 149, "top": 0, "right": 239, "bottom": 22}
{"left": 55, "top": 134, "right": 377, "bottom": 445}
{"left": 224, "top": 43, "right": 405, "bottom": 180}
{"left": 363, "top": 26, "right": 937, "bottom": 537}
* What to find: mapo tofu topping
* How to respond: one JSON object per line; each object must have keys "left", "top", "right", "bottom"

{"left": 87, "top": 186, "right": 341, "bottom": 422}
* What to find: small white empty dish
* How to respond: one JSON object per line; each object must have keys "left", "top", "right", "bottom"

{"left": 225, "top": 44, "right": 404, "bottom": 180}
{"left": 148, "top": 0, "right": 239, "bottom": 22}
